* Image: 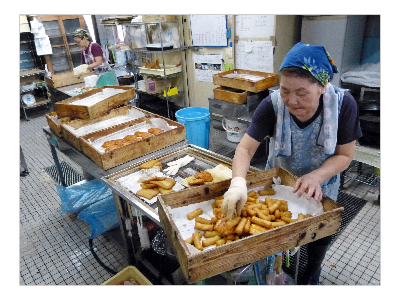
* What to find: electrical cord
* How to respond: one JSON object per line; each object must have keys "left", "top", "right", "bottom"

{"left": 89, "top": 238, "right": 117, "bottom": 275}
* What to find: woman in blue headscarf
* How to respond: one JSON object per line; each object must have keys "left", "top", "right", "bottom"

{"left": 222, "top": 42, "right": 362, "bottom": 284}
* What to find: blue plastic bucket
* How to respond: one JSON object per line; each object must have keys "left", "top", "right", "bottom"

{"left": 175, "top": 107, "right": 210, "bottom": 149}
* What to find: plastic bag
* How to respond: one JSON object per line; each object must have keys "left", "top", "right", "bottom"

{"left": 77, "top": 194, "right": 119, "bottom": 239}
{"left": 56, "top": 179, "right": 113, "bottom": 215}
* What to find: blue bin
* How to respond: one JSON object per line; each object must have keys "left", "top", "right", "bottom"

{"left": 175, "top": 107, "right": 210, "bottom": 149}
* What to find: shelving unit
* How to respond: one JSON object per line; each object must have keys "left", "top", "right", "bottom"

{"left": 20, "top": 69, "right": 51, "bottom": 121}
{"left": 124, "top": 20, "right": 188, "bottom": 119}
{"left": 20, "top": 32, "right": 51, "bottom": 121}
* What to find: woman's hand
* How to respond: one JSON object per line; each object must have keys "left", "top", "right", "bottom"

{"left": 293, "top": 171, "right": 324, "bottom": 202}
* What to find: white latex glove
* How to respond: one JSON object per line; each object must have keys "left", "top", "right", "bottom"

{"left": 164, "top": 155, "right": 194, "bottom": 175}
{"left": 73, "top": 64, "right": 88, "bottom": 76}
{"left": 221, "top": 177, "right": 247, "bottom": 219}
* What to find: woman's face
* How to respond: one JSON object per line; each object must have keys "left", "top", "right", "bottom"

{"left": 74, "top": 37, "right": 87, "bottom": 48}
{"left": 280, "top": 75, "right": 326, "bottom": 122}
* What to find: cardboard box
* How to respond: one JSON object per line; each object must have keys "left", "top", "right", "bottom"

{"left": 102, "top": 266, "right": 152, "bottom": 285}
{"left": 142, "top": 15, "right": 178, "bottom": 23}
{"left": 145, "top": 76, "right": 172, "bottom": 94}
{"left": 157, "top": 167, "right": 343, "bottom": 283}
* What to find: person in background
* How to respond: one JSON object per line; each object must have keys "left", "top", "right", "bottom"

{"left": 222, "top": 42, "right": 362, "bottom": 285}
{"left": 73, "top": 28, "right": 106, "bottom": 74}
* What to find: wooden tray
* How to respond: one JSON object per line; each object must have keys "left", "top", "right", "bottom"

{"left": 61, "top": 106, "right": 151, "bottom": 151}
{"left": 139, "top": 65, "right": 182, "bottom": 77}
{"left": 213, "top": 69, "right": 279, "bottom": 93}
{"left": 45, "top": 112, "right": 73, "bottom": 137}
{"left": 54, "top": 86, "right": 135, "bottom": 119}
{"left": 213, "top": 86, "right": 248, "bottom": 104}
{"left": 45, "top": 71, "right": 95, "bottom": 88}
{"left": 157, "top": 167, "right": 343, "bottom": 283}
{"left": 80, "top": 113, "right": 186, "bottom": 170}
{"left": 102, "top": 266, "right": 152, "bottom": 285}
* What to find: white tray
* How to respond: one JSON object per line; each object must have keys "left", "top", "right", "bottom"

{"left": 139, "top": 65, "right": 182, "bottom": 76}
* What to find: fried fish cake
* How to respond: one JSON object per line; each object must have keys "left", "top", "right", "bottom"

{"left": 136, "top": 187, "right": 159, "bottom": 200}
{"left": 123, "top": 135, "right": 141, "bottom": 142}
{"left": 150, "top": 178, "right": 176, "bottom": 190}
{"left": 188, "top": 178, "right": 205, "bottom": 186}
{"left": 134, "top": 131, "right": 153, "bottom": 139}
{"left": 148, "top": 128, "right": 164, "bottom": 135}
{"left": 194, "top": 171, "right": 213, "bottom": 182}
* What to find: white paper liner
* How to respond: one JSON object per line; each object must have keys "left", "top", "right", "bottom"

{"left": 63, "top": 108, "right": 145, "bottom": 137}
{"left": 222, "top": 73, "right": 266, "bottom": 82}
{"left": 167, "top": 183, "right": 324, "bottom": 255}
{"left": 116, "top": 167, "right": 186, "bottom": 205}
{"left": 70, "top": 88, "right": 125, "bottom": 106}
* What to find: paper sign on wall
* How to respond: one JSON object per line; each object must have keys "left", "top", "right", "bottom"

{"left": 193, "top": 54, "right": 223, "bottom": 83}
{"left": 235, "top": 40, "right": 274, "bottom": 73}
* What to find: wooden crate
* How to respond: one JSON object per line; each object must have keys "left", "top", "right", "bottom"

{"left": 45, "top": 71, "right": 95, "bottom": 88}
{"left": 54, "top": 86, "right": 135, "bottom": 119}
{"left": 213, "top": 86, "right": 248, "bottom": 104}
{"left": 61, "top": 106, "right": 151, "bottom": 151}
{"left": 157, "top": 167, "right": 343, "bottom": 283}
{"left": 213, "top": 69, "right": 279, "bottom": 93}
{"left": 80, "top": 114, "right": 186, "bottom": 170}
{"left": 45, "top": 111, "right": 71, "bottom": 137}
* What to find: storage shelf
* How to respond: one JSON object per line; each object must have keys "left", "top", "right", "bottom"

{"left": 132, "top": 46, "right": 188, "bottom": 54}
{"left": 20, "top": 69, "right": 46, "bottom": 78}
{"left": 20, "top": 83, "right": 46, "bottom": 93}
{"left": 137, "top": 89, "right": 182, "bottom": 100}
{"left": 21, "top": 97, "right": 51, "bottom": 109}
{"left": 20, "top": 50, "right": 34, "bottom": 54}
{"left": 126, "top": 21, "right": 180, "bottom": 26}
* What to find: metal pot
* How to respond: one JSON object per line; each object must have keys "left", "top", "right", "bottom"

{"left": 117, "top": 75, "right": 135, "bottom": 85}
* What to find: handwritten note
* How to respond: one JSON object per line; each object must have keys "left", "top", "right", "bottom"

{"left": 235, "top": 40, "right": 274, "bottom": 73}
{"left": 235, "top": 15, "right": 275, "bottom": 38}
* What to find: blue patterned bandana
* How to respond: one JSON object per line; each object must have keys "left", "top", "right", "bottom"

{"left": 279, "top": 42, "right": 338, "bottom": 86}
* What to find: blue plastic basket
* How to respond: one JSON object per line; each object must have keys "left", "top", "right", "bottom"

{"left": 175, "top": 107, "right": 210, "bottom": 149}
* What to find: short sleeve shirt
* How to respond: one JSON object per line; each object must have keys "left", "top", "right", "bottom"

{"left": 246, "top": 91, "right": 363, "bottom": 145}
{"left": 81, "top": 42, "right": 103, "bottom": 64}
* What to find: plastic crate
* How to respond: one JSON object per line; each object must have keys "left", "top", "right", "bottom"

{"left": 102, "top": 266, "right": 153, "bottom": 285}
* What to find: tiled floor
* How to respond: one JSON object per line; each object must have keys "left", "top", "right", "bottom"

{"left": 19, "top": 107, "right": 380, "bottom": 285}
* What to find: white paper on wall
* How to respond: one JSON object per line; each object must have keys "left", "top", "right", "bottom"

{"left": 193, "top": 53, "right": 223, "bottom": 83}
{"left": 235, "top": 40, "right": 274, "bottom": 73}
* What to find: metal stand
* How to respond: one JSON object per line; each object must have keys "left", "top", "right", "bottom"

{"left": 20, "top": 146, "right": 29, "bottom": 176}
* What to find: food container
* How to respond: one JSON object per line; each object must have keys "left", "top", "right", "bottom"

{"left": 80, "top": 113, "right": 186, "bottom": 170}
{"left": 54, "top": 86, "right": 135, "bottom": 119}
{"left": 45, "top": 71, "right": 95, "bottom": 88}
{"left": 140, "top": 65, "right": 182, "bottom": 77}
{"left": 213, "top": 86, "right": 248, "bottom": 104}
{"left": 157, "top": 167, "right": 343, "bottom": 283}
{"left": 60, "top": 106, "right": 149, "bottom": 151}
{"left": 102, "top": 266, "right": 152, "bottom": 285}
{"left": 213, "top": 69, "right": 279, "bottom": 93}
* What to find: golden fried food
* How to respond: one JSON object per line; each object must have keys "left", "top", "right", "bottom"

{"left": 214, "top": 216, "right": 241, "bottom": 236}
{"left": 148, "top": 128, "right": 164, "bottom": 135}
{"left": 188, "top": 178, "right": 206, "bottom": 186}
{"left": 102, "top": 139, "right": 130, "bottom": 151}
{"left": 134, "top": 132, "right": 153, "bottom": 139}
{"left": 259, "top": 189, "right": 275, "bottom": 196}
{"left": 123, "top": 135, "right": 141, "bottom": 142}
{"left": 150, "top": 178, "right": 175, "bottom": 190}
{"left": 140, "top": 182, "right": 158, "bottom": 189}
{"left": 136, "top": 187, "right": 159, "bottom": 200}
{"left": 194, "top": 171, "right": 213, "bottom": 182}
{"left": 187, "top": 208, "right": 203, "bottom": 220}
{"left": 158, "top": 187, "right": 173, "bottom": 194}
{"left": 139, "top": 159, "right": 160, "bottom": 169}
{"left": 144, "top": 59, "right": 161, "bottom": 69}
{"left": 141, "top": 176, "right": 166, "bottom": 183}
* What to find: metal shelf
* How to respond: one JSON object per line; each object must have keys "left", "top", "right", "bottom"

{"left": 20, "top": 83, "right": 46, "bottom": 94}
{"left": 21, "top": 97, "right": 51, "bottom": 109}
{"left": 132, "top": 46, "right": 188, "bottom": 54}
{"left": 20, "top": 69, "right": 46, "bottom": 78}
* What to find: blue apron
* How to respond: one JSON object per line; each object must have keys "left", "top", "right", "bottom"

{"left": 266, "top": 89, "right": 344, "bottom": 201}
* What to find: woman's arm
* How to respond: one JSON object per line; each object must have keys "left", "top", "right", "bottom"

{"left": 87, "top": 56, "right": 103, "bottom": 69}
{"left": 231, "top": 133, "right": 261, "bottom": 178}
{"left": 293, "top": 140, "right": 356, "bottom": 201}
